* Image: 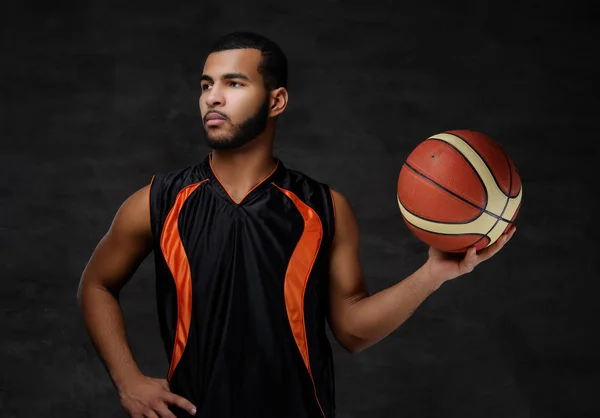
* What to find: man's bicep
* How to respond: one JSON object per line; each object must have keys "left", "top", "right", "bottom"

{"left": 328, "top": 190, "right": 369, "bottom": 328}
{"left": 81, "top": 184, "right": 153, "bottom": 293}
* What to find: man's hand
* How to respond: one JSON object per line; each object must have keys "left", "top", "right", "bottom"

{"left": 424, "top": 226, "right": 517, "bottom": 286}
{"left": 119, "top": 375, "right": 197, "bottom": 418}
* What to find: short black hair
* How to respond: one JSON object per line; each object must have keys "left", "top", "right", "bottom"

{"left": 208, "top": 31, "right": 288, "bottom": 91}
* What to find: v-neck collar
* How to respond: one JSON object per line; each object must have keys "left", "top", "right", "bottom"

{"left": 202, "top": 153, "right": 283, "bottom": 206}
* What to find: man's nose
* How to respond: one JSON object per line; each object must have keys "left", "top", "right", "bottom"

{"left": 204, "top": 84, "right": 224, "bottom": 107}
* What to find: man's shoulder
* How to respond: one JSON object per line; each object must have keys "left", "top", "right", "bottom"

{"left": 152, "top": 162, "right": 206, "bottom": 189}
{"left": 278, "top": 163, "right": 336, "bottom": 209}
{"left": 148, "top": 162, "right": 208, "bottom": 219}
{"left": 283, "top": 164, "right": 330, "bottom": 190}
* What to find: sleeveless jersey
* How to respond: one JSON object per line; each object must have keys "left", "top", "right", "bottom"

{"left": 149, "top": 154, "right": 337, "bottom": 418}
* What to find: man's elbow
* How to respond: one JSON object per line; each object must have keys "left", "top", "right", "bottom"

{"left": 75, "top": 275, "right": 115, "bottom": 309}
{"left": 335, "top": 332, "right": 371, "bottom": 354}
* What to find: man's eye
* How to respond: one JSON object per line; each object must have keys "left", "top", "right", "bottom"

{"left": 230, "top": 81, "right": 242, "bottom": 87}
{"left": 201, "top": 84, "right": 211, "bottom": 90}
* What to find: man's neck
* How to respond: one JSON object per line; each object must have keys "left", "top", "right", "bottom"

{"left": 209, "top": 141, "right": 277, "bottom": 203}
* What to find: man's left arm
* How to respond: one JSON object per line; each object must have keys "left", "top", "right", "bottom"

{"left": 327, "top": 189, "right": 515, "bottom": 354}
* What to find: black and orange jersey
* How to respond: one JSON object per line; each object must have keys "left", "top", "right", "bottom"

{"left": 149, "top": 154, "right": 337, "bottom": 418}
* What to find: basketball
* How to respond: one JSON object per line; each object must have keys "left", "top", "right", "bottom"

{"left": 397, "top": 130, "right": 522, "bottom": 253}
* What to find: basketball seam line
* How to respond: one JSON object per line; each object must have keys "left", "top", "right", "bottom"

{"left": 403, "top": 162, "right": 514, "bottom": 224}
{"left": 441, "top": 133, "right": 520, "bottom": 199}
{"left": 468, "top": 140, "right": 517, "bottom": 250}
{"left": 425, "top": 137, "right": 488, "bottom": 208}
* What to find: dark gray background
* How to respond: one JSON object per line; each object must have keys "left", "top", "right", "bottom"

{"left": 1, "top": 0, "right": 598, "bottom": 417}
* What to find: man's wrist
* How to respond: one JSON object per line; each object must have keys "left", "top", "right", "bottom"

{"left": 112, "top": 365, "right": 144, "bottom": 396}
{"left": 414, "top": 262, "right": 447, "bottom": 293}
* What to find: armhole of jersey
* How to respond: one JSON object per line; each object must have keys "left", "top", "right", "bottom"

{"left": 328, "top": 187, "right": 336, "bottom": 242}
{"left": 329, "top": 188, "right": 336, "bottom": 220}
{"left": 148, "top": 174, "right": 157, "bottom": 241}
{"left": 149, "top": 175, "right": 156, "bottom": 206}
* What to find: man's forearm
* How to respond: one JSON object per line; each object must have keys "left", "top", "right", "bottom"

{"left": 77, "top": 285, "right": 143, "bottom": 394}
{"left": 345, "top": 264, "right": 443, "bottom": 352}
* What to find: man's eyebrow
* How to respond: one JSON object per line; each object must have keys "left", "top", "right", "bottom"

{"left": 200, "top": 73, "right": 252, "bottom": 82}
{"left": 222, "top": 73, "right": 251, "bottom": 81}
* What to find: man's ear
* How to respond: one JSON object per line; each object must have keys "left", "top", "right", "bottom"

{"left": 269, "top": 87, "right": 288, "bottom": 117}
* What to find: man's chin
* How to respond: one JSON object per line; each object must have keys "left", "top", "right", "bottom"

{"left": 204, "top": 131, "right": 229, "bottom": 145}
{"left": 205, "top": 132, "right": 260, "bottom": 151}
{"left": 208, "top": 141, "right": 236, "bottom": 150}
{"left": 206, "top": 136, "right": 240, "bottom": 150}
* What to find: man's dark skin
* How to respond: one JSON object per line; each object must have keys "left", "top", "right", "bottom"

{"left": 77, "top": 47, "right": 516, "bottom": 418}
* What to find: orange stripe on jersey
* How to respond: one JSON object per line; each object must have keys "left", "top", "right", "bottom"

{"left": 160, "top": 179, "right": 208, "bottom": 381}
{"left": 273, "top": 184, "right": 326, "bottom": 417}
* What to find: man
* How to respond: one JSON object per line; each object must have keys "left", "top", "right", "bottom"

{"left": 77, "top": 32, "right": 516, "bottom": 418}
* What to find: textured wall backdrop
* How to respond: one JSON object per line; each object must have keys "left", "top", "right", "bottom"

{"left": 1, "top": 0, "right": 598, "bottom": 417}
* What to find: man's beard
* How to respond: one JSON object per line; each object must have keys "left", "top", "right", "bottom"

{"left": 203, "top": 99, "right": 270, "bottom": 151}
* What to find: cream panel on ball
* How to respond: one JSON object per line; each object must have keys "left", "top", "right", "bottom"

{"left": 502, "top": 185, "right": 523, "bottom": 221}
{"left": 428, "top": 133, "right": 509, "bottom": 217}
{"left": 486, "top": 218, "right": 511, "bottom": 246}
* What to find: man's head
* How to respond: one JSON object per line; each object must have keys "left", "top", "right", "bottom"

{"left": 199, "top": 32, "right": 288, "bottom": 151}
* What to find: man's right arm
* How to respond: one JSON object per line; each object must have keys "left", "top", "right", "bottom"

{"left": 76, "top": 184, "right": 197, "bottom": 417}
{"left": 76, "top": 184, "right": 153, "bottom": 394}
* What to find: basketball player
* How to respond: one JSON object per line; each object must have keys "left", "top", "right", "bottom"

{"left": 76, "top": 32, "right": 516, "bottom": 418}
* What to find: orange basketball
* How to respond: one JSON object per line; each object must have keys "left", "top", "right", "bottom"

{"left": 397, "top": 130, "right": 522, "bottom": 253}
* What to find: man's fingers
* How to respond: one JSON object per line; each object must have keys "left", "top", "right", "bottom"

{"left": 460, "top": 246, "right": 478, "bottom": 273}
{"left": 477, "top": 229, "right": 514, "bottom": 261}
{"left": 164, "top": 392, "right": 197, "bottom": 416}
{"left": 490, "top": 234, "right": 507, "bottom": 252}
{"left": 497, "top": 226, "right": 516, "bottom": 248}
{"left": 460, "top": 226, "right": 516, "bottom": 274}
{"left": 476, "top": 239, "right": 503, "bottom": 262}
{"left": 154, "top": 405, "right": 177, "bottom": 418}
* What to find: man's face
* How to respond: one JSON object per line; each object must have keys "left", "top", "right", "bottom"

{"left": 199, "top": 48, "right": 270, "bottom": 150}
